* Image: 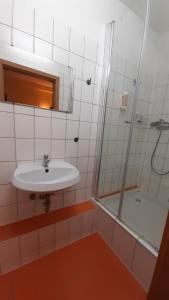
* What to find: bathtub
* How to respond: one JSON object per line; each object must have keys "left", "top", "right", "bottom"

{"left": 98, "top": 188, "right": 168, "bottom": 251}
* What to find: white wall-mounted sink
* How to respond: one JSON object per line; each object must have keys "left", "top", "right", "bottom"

{"left": 12, "top": 161, "right": 80, "bottom": 192}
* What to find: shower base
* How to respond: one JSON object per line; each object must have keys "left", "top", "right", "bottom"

{"left": 99, "top": 188, "right": 168, "bottom": 252}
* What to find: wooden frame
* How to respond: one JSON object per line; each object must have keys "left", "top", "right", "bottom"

{"left": 2, "top": 64, "right": 60, "bottom": 110}
{"left": 0, "top": 42, "right": 73, "bottom": 113}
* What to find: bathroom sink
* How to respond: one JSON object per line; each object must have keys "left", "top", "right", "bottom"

{"left": 12, "top": 161, "right": 80, "bottom": 192}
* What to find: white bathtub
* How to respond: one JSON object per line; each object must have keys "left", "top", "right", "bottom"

{"left": 99, "top": 188, "right": 168, "bottom": 251}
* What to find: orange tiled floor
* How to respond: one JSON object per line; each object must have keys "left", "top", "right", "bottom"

{"left": 0, "top": 233, "right": 147, "bottom": 300}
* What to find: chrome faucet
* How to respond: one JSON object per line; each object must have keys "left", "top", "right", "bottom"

{"left": 42, "top": 154, "right": 50, "bottom": 168}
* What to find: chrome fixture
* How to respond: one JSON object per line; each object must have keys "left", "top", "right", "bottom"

{"left": 150, "top": 119, "right": 169, "bottom": 175}
{"left": 42, "top": 154, "right": 50, "bottom": 169}
{"left": 86, "top": 78, "right": 92, "bottom": 85}
{"left": 150, "top": 119, "right": 169, "bottom": 130}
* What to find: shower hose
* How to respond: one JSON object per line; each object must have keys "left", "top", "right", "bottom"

{"left": 151, "top": 130, "right": 169, "bottom": 176}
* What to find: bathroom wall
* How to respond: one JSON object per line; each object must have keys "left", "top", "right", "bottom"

{"left": 0, "top": 0, "right": 105, "bottom": 225}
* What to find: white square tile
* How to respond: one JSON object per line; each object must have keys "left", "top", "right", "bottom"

{"left": 0, "top": 138, "right": 15, "bottom": 161}
{"left": 96, "top": 209, "right": 114, "bottom": 247}
{"left": 78, "top": 140, "right": 89, "bottom": 157}
{"left": 82, "top": 210, "right": 96, "bottom": 236}
{"left": 55, "top": 219, "right": 70, "bottom": 248}
{"left": 35, "top": 11, "right": 53, "bottom": 43}
{"left": 18, "top": 200, "right": 35, "bottom": 220}
{"left": 13, "top": 29, "right": 33, "bottom": 52}
{"left": 15, "top": 114, "right": 34, "bottom": 138}
{"left": 77, "top": 173, "right": 87, "bottom": 189}
{"left": 50, "top": 192, "right": 63, "bottom": 210}
{"left": 0, "top": 203, "right": 18, "bottom": 225}
{"left": 0, "top": 237, "right": 20, "bottom": 263}
{"left": 73, "top": 79, "right": 82, "bottom": 100}
{"left": 93, "top": 86, "right": 101, "bottom": 105}
{"left": 0, "top": 184, "right": 16, "bottom": 206}
{"left": 83, "top": 60, "right": 96, "bottom": 82}
{"left": 51, "top": 140, "right": 65, "bottom": 158}
{"left": 14, "top": 104, "right": 34, "bottom": 115}
{"left": 97, "top": 42, "right": 104, "bottom": 65}
{"left": 79, "top": 122, "right": 91, "bottom": 139}
{"left": 35, "top": 108, "right": 51, "bottom": 118}
{"left": 54, "top": 20, "right": 70, "bottom": 50}
{"left": 0, "top": 162, "right": 16, "bottom": 184}
{"left": 0, "top": 102, "right": 13, "bottom": 112}
{"left": 39, "top": 224, "right": 56, "bottom": 248}
{"left": 35, "top": 116, "right": 51, "bottom": 139}
{"left": 20, "top": 231, "right": 39, "bottom": 264}
{"left": 65, "top": 157, "right": 77, "bottom": 167}
{"left": 77, "top": 156, "right": 88, "bottom": 173}
{"left": 80, "top": 102, "right": 92, "bottom": 122}
{"left": 66, "top": 120, "right": 79, "bottom": 139}
{"left": 90, "top": 123, "right": 97, "bottom": 139}
{"left": 69, "top": 53, "right": 83, "bottom": 79}
{"left": 0, "top": 252, "right": 20, "bottom": 273}
{"left": 35, "top": 139, "right": 51, "bottom": 159}
{"left": 84, "top": 37, "right": 97, "bottom": 62}
{"left": 92, "top": 105, "right": 99, "bottom": 122}
{"left": 70, "top": 28, "right": 84, "bottom": 56}
{"left": 53, "top": 46, "right": 69, "bottom": 65}
{"left": 69, "top": 214, "right": 83, "bottom": 242}
{"left": 0, "top": 112, "right": 14, "bottom": 137}
{"left": 65, "top": 140, "right": 78, "bottom": 158}
{"left": 76, "top": 188, "right": 86, "bottom": 203}
{"left": 0, "top": 24, "right": 11, "bottom": 44}
{"left": 67, "top": 101, "right": 80, "bottom": 121}
{"left": 112, "top": 223, "right": 137, "bottom": 268}
{"left": 0, "top": 0, "right": 13, "bottom": 26}
{"left": 88, "top": 157, "right": 95, "bottom": 172}
{"left": 63, "top": 190, "right": 76, "bottom": 207}
{"left": 35, "top": 38, "right": 52, "bottom": 60}
{"left": 17, "top": 189, "right": 31, "bottom": 203}
{"left": 13, "top": 2, "right": 34, "bottom": 34}
{"left": 52, "top": 110, "right": 66, "bottom": 120}
{"left": 95, "top": 65, "right": 103, "bottom": 86}
{"left": 40, "top": 243, "right": 55, "bottom": 257}
{"left": 132, "top": 242, "right": 157, "bottom": 291}
{"left": 16, "top": 139, "right": 34, "bottom": 161}
{"left": 81, "top": 82, "right": 94, "bottom": 103}
{"left": 52, "top": 118, "right": 66, "bottom": 139}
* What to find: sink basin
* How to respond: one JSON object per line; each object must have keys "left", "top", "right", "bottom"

{"left": 12, "top": 161, "right": 80, "bottom": 192}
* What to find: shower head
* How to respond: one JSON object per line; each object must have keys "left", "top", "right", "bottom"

{"left": 150, "top": 119, "right": 169, "bottom": 130}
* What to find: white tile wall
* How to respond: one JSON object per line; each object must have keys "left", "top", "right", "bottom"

{"left": 1, "top": 209, "right": 98, "bottom": 273}
{"left": 0, "top": 5, "right": 103, "bottom": 225}
{"left": 96, "top": 208, "right": 157, "bottom": 291}
{"left": 13, "top": 2, "right": 34, "bottom": 35}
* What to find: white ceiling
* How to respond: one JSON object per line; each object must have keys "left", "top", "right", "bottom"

{"left": 120, "top": 0, "right": 169, "bottom": 34}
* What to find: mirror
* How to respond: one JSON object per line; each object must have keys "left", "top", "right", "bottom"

{"left": 0, "top": 43, "right": 74, "bottom": 113}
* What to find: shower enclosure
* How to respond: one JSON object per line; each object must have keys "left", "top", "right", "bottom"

{"left": 94, "top": 0, "right": 169, "bottom": 253}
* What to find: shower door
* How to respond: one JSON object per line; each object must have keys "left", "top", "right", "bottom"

{"left": 96, "top": 0, "right": 148, "bottom": 216}
{"left": 120, "top": 0, "right": 169, "bottom": 251}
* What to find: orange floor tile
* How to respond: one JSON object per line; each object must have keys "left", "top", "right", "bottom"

{"left": 0, "top": 233, "right": 147, "bottom": 300}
